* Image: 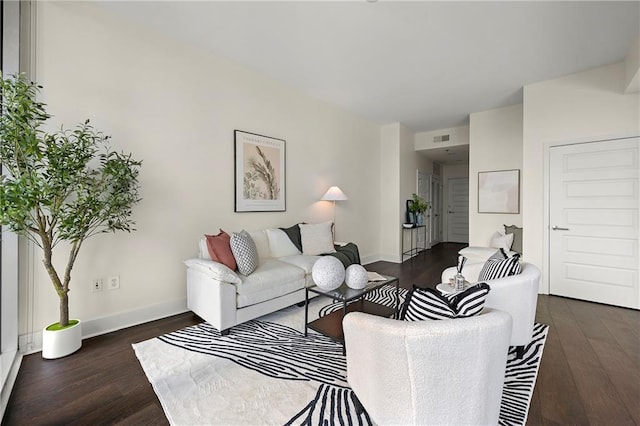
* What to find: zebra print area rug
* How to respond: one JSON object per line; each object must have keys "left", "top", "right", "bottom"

{"left": 133, "top": 286, "right": 547, "bottom": 425}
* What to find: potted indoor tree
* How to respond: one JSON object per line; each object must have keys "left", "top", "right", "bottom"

{"left": 0, "top": 73, "right": 142, "bottom": 358}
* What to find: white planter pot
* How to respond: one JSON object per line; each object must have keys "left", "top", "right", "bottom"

{"left": 42, "top": 319, "right": 82, "bottom": 359}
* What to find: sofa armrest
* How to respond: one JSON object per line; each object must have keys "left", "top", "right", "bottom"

{"left": 184, "top": 258, "right": 241, "bottom": 285}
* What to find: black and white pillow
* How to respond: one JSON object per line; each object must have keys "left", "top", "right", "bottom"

{"left": 230, "top": 230, "right": 259, "bottom": 276}
{"left": 401, "top": 283, "right": 491, "bottom": 321}
{"left": 488, "top": 247, "right": 508, "bottom": 261}
{"left": 479, "top": 253, "right": 521, "bottom": 281}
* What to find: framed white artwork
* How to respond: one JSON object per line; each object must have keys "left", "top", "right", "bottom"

{"left": 478, "top": 169, "right": 520, "bottom": 214}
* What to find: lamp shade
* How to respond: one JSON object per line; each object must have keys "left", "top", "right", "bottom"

{"left": 321, "top": 186, "right": 348, "bottom": 201}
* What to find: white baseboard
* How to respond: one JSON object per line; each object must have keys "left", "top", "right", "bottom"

{"left": 361, "top": 254, "right": 382, "bottom": 265}
{"left": 377, "top": 253, "right": 402, "bottom": 263}
{"left": 19, "top": 298, "right": 188, "bottom": 355}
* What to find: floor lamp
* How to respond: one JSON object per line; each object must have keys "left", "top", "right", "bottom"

{"left": 321, "top": 186, "right": 348, "bottom": 240}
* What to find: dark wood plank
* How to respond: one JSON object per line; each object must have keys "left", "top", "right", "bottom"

{"left": 3, "top": 242, "right": 639, "bottom": 426}
{"left": 531, "top": 297, "right": 590, "bottom": 425}
{"left": 546, "top": 297, "right": 635, "bottom": 424}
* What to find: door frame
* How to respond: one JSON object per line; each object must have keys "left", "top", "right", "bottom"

{"left": 543, "top": 134, "right": 640, "bottom": 298}
{"left": 416, "top": 171, "right": 431, "bottom": 249}
{"left": 431, "top": 175, "right": 443, "bottom": 245}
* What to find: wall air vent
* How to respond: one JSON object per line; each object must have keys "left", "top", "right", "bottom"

{"left": 433, "top": 134, "right": 450, "bottom": 143}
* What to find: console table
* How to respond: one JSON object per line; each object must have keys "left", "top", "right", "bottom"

{"left": 402, "top": 225, "right": 427, "bottom": 260}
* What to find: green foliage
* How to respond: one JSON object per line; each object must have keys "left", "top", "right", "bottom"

{"left": 0, "top": 73, "right": 142, "bottom": 327}
{"left": 409, "top": 193, "right": 429, "bottom": 214}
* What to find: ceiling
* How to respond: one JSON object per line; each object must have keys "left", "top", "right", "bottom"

{"left": 418, "top": 144, "right": 469, "bottom": 165}
{"left": 99, "top": 1, "right": 639, "bottom": 164}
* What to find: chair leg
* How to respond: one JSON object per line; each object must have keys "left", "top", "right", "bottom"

{"left": 515, "top": 345, "right": 525, "bottom": 359}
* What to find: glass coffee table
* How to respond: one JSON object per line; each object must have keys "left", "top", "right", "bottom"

{"left": 304, "top": 275, "right": 399, "bottom": 354}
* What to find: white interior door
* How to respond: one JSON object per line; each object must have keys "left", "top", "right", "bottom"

{"left": 447, "top": 178, "right": 469, "bottom": 243}
{"left": 417, "top": 171, "right": 430, "bottom": 249}
{"left": 431, "top": 176, "right": 443, "bottom": 245}
{"left": 549, "top": 137, "right": 639, "bottom": 309}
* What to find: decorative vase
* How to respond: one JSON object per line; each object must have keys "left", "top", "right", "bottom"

{"left": 312, "top": 257, "right": 345, "bottom": 290}
{"left": 345, "top": 264, "right": 368, "bottom": 290}
{"left": 42, "top": 319, "right": 82, "bottom": 359}
{"left": 454, "top": 273, "right": 466, "bottom": 292}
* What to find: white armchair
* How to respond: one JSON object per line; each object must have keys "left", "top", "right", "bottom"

{"left": 343, "top": 309, "right": 512, "bottom": 426}
{"left": 442, "top": 262, "right": 540, "bottom": 354}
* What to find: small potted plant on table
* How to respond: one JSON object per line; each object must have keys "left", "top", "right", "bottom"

{"left": 409, "top": 193, "right": 429, "bottom": 225}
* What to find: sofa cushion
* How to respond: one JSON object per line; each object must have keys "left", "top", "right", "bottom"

{"left": 205, "top": 230, "right": 236, "bottom": 271}
{"left": 300, "top": 222, "right": 336, "bottom": 255}
{"left": 266, "top": 228, "right": 301, "bottom": 258}
{"left": 402, "top": 283, "right": 491, "bottom": 321}
{"left": 247, "top": 229, "right": 271, "bottom": 261}
{"left": 278, "top": 254, "right": 321, "bottom": 274}
{"left": 479, "top": 254, "right": 522, "bottom": 281}
{"left": 504, "top": 224, "right": 523, "bottom": 254}
{"left": 198, "top": 238, "right": 211, "bottom": 260}
{"left": 279, "top": 223, "right": 303, "bottom": 252}
{"left": 458, "top": 246, "right": 518, "bottom": 265}
{"left": 230, "top": 231, "right": 259, "bottom": 275}
{"left": 236, "top": 259, "right": 305, "bottom": 308}
{"left": 490, "top": 231, "right": 514, "bottom": 252}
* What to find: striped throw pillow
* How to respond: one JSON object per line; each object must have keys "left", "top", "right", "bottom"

{"left": 479, "top": 253, "right": 521, "bottom": 281}
{"left": 402, "top": 283, "right": 491, "bottom": 321}
{"left": 488, "top": 247, "right": 508, "bottom": 261}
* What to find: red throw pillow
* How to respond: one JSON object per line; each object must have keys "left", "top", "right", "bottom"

{"left": 205, "top": 230, "right": 236, "bottom": 271}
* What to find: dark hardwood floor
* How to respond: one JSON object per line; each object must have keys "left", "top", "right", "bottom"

{"left": 3, "top": 242, "right": 639, "bottom": 425}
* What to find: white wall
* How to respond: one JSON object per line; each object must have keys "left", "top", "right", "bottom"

{"left": 379, "top": 123, "right": 402, "bottom": 261}
{"left": 469, "top": 104, "right": 523, "bottom": 246}
{"left": 400, "top": 124, "right": 432, "bottom": 258}
{"left": 24, "top": 2, "right": 381, "bottom": 339}
{"left": 378, "top": 123, "right": 432, "bottom": 262}
{"left": 415, "top": 125, "right": 470, "bottom": 150}
{"left": 523, "top": 62, "right": 640, "bottom": 293}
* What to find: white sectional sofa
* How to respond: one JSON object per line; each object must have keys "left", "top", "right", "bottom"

{"left": 185, "top": 228, "right": 322, "bottom": 334}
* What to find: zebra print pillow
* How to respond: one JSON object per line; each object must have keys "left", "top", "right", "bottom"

{"left": 488, "top": 247, "right": 508, "bottom": 260}
{"left": 479, "top": 253, "right": 521, "bottom": 281}
{"left": 402, "top": 283, "right": 491, "bottom": 321}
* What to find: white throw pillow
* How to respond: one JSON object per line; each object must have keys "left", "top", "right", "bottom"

{"left": 247, "top": 229, "right": 271, "bottom": 260}
{"left": 300, "top": 222, "right": 336, "bottom": 256}
{"left": 198, "top": 238, "right": 211, "bottom": 260}
{"left": 266, "top": 228, "right": 301, "bottom": 258}
{"left": 490, "top": 231, "right": 514, "bottom": 252}
{"left": 459, "top": 246, "right": 499, "bottom": 259}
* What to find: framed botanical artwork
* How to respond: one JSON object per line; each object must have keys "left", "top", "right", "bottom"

{"left": 478, "top": 169, "right": 520, "bottom": 214}
{"left": 234, "top": 130, "right": 286, "bottom": 212}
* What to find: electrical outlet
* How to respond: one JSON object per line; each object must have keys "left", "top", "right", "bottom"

{"left": 91, "top": 278, "right": 103, "bottom": 292}
{"left": 107, "top": 276, "right": 120, "bottom": 290}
